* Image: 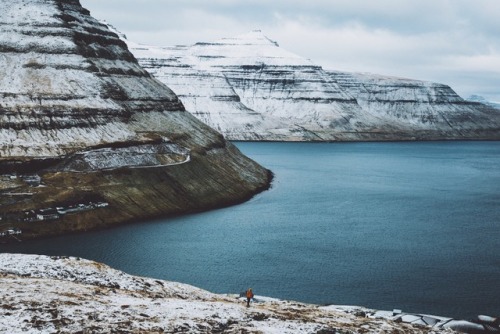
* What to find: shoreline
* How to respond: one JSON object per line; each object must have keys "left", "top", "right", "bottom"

{"left": 2, "top": 253, "right": 497, "bottom": 333}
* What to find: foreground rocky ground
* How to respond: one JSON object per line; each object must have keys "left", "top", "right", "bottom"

{"left": 0, "top": 254, "right": 461, "bottom": 334}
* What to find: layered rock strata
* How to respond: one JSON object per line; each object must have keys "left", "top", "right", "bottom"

{"left": 328, "top": 71, "right": 500, "bottom": 140}
{"left": 0, "top": 0, "right": 271, "bottom": 240}
{"left": 129, "top": 30, "right": 395, "bottom": 141}
{"left": 123, "top": 29, "right": 500, "bottom": 141}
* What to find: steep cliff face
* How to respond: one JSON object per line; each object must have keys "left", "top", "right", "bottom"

{"left": 0, "top": 0, "right": 271, "bottom": 240}
{"left": 124, "top": 29, "right": 500, "bottom": 141}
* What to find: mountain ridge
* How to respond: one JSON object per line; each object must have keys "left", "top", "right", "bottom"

{"left": 115, "top": 27, "right": 500, "bottom": 141}
{"left": 466, "top": 94, "right": 500, "bottom": 110}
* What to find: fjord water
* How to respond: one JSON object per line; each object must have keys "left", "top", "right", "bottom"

{"left": 2, "top": 142, "right": 499, "bottom": 318}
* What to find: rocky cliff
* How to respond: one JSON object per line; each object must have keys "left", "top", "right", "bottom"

{"left": 0, "top": 253, "right": 471, "bottom": 334}
{"left": 123, "top": 29, "right": 500, "bottom": 141}
{"left": 0, "top": 0, "right": 271, "bottom": 240}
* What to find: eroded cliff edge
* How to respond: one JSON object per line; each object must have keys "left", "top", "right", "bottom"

{"left": 0, "top": 0, "right": 272, "bottom": 240}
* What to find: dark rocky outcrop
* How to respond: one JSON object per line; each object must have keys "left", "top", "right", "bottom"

{"left": 0, "top": 0, "right": 271, "bottom": 240}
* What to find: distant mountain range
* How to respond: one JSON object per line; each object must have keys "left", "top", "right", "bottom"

{"left": 113, "top": 27, "right": 500, "bottom": 141}
{"left": 466, "top": 95, "right": 500, "bottom": 110}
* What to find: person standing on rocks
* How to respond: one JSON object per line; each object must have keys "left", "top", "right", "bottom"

{"left": 246, "top": 288, "right": 254, "bottom": 307}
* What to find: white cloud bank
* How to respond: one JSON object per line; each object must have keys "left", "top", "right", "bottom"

{"left": 80, "top": 0, "right": 500, "bottom": 102}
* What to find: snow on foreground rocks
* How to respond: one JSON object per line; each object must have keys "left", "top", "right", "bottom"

{"left": 0, "top": 254, "right": 453, "bottom": 334}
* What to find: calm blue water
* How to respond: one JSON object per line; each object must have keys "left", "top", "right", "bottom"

{"left": 1, "top": 141, "right": 499, "bottom": 319}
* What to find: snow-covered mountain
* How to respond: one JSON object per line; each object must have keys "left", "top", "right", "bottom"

{"left": 0, "top": 0, "right": 185, "bottom": 158}
{"left": 126, "top": 30, "right": 398, "bottom": 141}
{"left": 120, "top": 29, "right": 500, "bottom": 141}
{"left": 1, "top": 253, "right": 488, "bottom": 334}
{"left": 466, "top": 95, "right": 500, "bottom": 110}
{"left": 0, "top": 0, "right": 271, "bottom": 240}
{"left": 329, "top": 71, "right": 500, "bottom": 140}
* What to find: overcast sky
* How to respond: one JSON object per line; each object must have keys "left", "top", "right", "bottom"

{"left": 80, "top": 0, "right": 500, "bottom": 102}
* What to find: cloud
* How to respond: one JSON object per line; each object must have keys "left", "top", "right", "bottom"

{"left": 80, "top": 0, "right": 500, "bottom": 101}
